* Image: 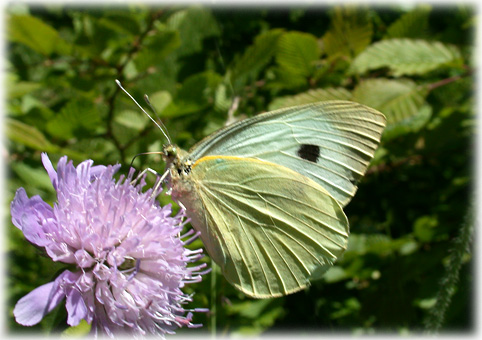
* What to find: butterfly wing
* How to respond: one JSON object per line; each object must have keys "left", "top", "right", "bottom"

{"left": 188, "top": 101, "right": 386, "bottom": 207}
{"left": 175, "top": 155, "right": 349, "bottom": 298}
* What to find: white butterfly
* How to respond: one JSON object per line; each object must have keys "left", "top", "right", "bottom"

{"left": 118, "top": 82, "right": 386, "bottom": 298}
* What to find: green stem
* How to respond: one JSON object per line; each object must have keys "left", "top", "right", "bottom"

{"left": 423, "top": 199, "right": 474, "bottom": 333}
{"left": 210, "top": 261, "right": 217, "bottom": 338}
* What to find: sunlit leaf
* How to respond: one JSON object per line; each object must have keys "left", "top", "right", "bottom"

{"left": 322, "top": 6, "right": 373, "bottom": 58}
{"left": 269, "top": 87, "right": 352, "bottom": 110}
{"left": 276, "top": 31, "right": 321, "bottom": 77}
{"left": 7, "top": 81, "right": 41, "bottom": 99}
{"left": 383, "top": 105, "right": 432, "bottom": 140}
{"left": 115, "top": 109, "right": 149, "bottom": 131}
{"left": 8, "top": 14, "right": 72, "bottom": 55}
{"left": 351, "top": 38, "right": 463, "bottom": 76}
{"left": 61, "top": 320, "right": 91, "bottom": 337}
{"left": 166, "top": 6, "right": 220, "bottom": 57}
{"left": 384, "top": 5, "right": 431, "bottom": 39}
{"left": 353, "top": 78, "right": 427, "bottom": 125}
{"left": 414, "top": 215, "right": 439, "bottom": 242}
{"left": 6, "top": 118, "right": 59, "bottom": 152}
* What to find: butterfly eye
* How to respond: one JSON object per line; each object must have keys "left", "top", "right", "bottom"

{"left": 163, "top": 145, "right": 178, "bottom": 163}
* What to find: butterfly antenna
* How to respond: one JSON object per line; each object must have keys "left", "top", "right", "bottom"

{"left": 129, "top": 151, "right": 165, "bottom": 169}
{"left": 144, "top": 94, "right": 172, "bottom": 143}
{"left": 115, "top": 79, "right": 171, "bottom": 144}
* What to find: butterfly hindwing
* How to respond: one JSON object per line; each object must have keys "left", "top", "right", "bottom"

{"left": 180, "top": 155, "right": 349, "bottom": 298}
{"left": 188, "top": 101, "right": 386, "bottom": 207}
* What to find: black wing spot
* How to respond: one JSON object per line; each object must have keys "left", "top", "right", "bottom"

{"left": 297, "top": 144, "right": 320, "bottom": 163}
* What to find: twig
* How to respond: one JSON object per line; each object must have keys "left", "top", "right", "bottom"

{"left": 105, "top": 10, "right": 164, "bottom": 164}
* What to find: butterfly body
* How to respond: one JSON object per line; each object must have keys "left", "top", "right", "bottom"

{"left": 162, "top": 101, "right": 386, "bottom": 298}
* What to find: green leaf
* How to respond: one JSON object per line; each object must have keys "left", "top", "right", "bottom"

{"left": 166, "top": 6, "right": 220, "bottom": 57}
{"left": 6, "top": 118, "right": 59, "bottom": 153}
{"left": 46, "top": 99, "right": 103, "bottom": 140}
{"left": 227, "top": 299, "right": 273, "bottom": 319}
{"left": 350, "top": 38, "right": 462, "bottom": 76}
{"left": 322, "top": 6, "right": 373, "bottom": 58}
{"left": 7, "top": 81, "right": 41, "bottom": 99}
{"left": 266, "top": 67, "right": 308, "bottom": 91}
{"left": 230, "top": 29, "right": 283, "bottom": 91}
{"left": 148, "top": 90, "right": 173, "bottom": 115}
{"left": 114, "top": 110, "right": 149, "bottom": 131}
{"left": 414, "top": 216, "right": 439, "bottom": 242}
{"left": 268, "top": 87, "right": 352, "bottom": 110}
{"left": 352, "top": 78, "right": 427, "bottom": 125}
{"left": 384, "top": 5, "right": 431, "bottom": 39}
{"left": 330, "top": 298, "right": 361, "bottom": 319}
{"left": 162, "top": 71, "right": 222, "bottom": 117}
{"left": 10, "top": 162, "right": 55, "bottom": 192}
{"left": 8, "top": 14, "right": 72, "bottom": 55}
{"left": 133, "top": 29, "right": 180, "bottom": 73}
{"left": 323, "top": 266, "right": 348, "bottom": 283}
{"left": 61, "top": 319, "right": 91, "bottom": 337}
{"left": 383, "top": 105, "right": 432, "bottom": 140}
{"left": 276, "top": 31, "right": 321, "bottom": 77}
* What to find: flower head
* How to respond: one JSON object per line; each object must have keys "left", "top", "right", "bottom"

{"left": 11, "top": 153, "right": 208, "bottom": 337}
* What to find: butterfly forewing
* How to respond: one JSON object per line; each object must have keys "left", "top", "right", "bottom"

{"left": 188, "top": 101, "right": 386, "bottom": 206}
{"left": 178, "top": 156, "right": 349, "bottom": 298}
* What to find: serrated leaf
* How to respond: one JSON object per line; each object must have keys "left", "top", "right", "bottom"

{"left": 268, "top": 87, "right": 352, "bottom": 110}
{"left": 133, "top": 30, "right": 180, "bottom": 73}
{"left": 230, "top": 29, "right": 283, "bottom": 91}
{"left": 46, "top": 99, "right": 102, "bottom": 140}
{"left": 384, "top": 5, "right": 431, "bottom": 39}
{"left": 350, "top": 38, "right": 462, "bottom": 76}
{"left": 166, "top": 6, "right": 220, "bottom": 57}
{"left": 276, "top": 31, "right": 321, "bottom": 77}
{"left": 266, "top": 67, "right": 307, "bottom": 91}
{"left": 322, "top": 6, "right": 373, "bottom": 59}
{"left": 162, "top": 71, "right": 222, "bottom": 117}
{"left": 353, "top": 78, "right": 427, "bottom": 125}
{"left": 383, "top": 105, "right": 432, "bottom": 140}
{"left": 8, "top": 14, "right": 72, "bottom": 55}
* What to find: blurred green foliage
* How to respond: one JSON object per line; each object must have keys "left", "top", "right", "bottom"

{"left": 6, "top": 3, "right": 474, "bottom": 337}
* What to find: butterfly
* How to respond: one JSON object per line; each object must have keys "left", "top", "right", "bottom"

{"left": 116, "top": 82, "right": 386, "bottom": 298}
{"left": 161, "top": 101, "right": 386, "bottom": 298}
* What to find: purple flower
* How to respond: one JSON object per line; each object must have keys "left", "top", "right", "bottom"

{"left": 11, "top": 153, "right": 208, "bottom": 337}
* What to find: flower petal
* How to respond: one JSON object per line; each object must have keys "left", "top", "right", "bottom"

{"left": 76, "top": 158, "right": 107, "bottom": 181}
{"left": 66, "top": 288, "right": 88, "bottom": 326}
{"left": 13, "top": 271, "right": 71, "bottom": 326}
{"left": 41, "top": 153, "right": 58, "bottom": 190}
{"left": 10, "top": 188, "right": 54, "bottom": 247}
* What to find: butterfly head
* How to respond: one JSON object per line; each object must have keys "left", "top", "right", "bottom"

{"left": 162, "top": 144, "right": 192, "bottom": 180}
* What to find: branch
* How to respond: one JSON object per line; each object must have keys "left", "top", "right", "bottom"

{"left": 105, "top": 10, "right": 164, "bottom": 164}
